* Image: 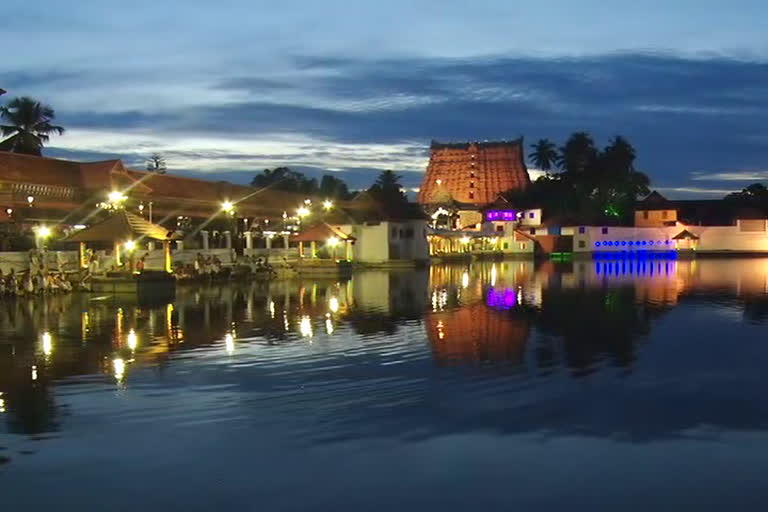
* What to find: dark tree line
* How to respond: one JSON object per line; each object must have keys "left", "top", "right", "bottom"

{"left": 515, "top": 133, "right": 650, "bottom": 224}
{"left": 251, "top": 167, "right": 408, "bottom": 203}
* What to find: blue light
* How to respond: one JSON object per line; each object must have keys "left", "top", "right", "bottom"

{"left": 649, "top": 240, "right": 654, "bottom": 246}
{"left": 614, "top": 240, "right": 619, "bottom": 246}
{"left": 642, "top": 241, "right": 647, "bottom": 246}
{"left": 595, "top": 242, "right": 601, "bottom": 247}
{"left": 621, "top": 241, "right": 626, "bottom": 246}
{"left": 628, "top": 241, "right": 634, "bottom": 246}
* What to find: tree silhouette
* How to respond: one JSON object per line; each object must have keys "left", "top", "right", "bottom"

{"left": 529, "top": 138, "right": 559, "bottom": 173}
{"left": 0, "top": 97, "right": 65, "bottom": 155}
{"left": 146, "top": 153, "right": 167, "bottom": 173}
{"left": 368, "top": 170, "right": 408, "bottom": 204}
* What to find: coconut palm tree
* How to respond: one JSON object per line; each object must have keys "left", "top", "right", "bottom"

{"left": 558, "top": 132, "right": 597, "bottom": 174}
{"left": 529, "top": 138, "right": 559, "bottom": 173}
{"left": 0, "top": 97, "right": 65, "bottom": 155}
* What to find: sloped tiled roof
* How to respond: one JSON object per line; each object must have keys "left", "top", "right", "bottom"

{"left": 63, "top": 211, "right": 171, "bottom": 242}
{"left": 672, "top": 229, "right": 699, "bottom": 241}
{"left": 637, "top": 190, "right": 674, "bottom": 210}
{"left": 419, "top": 139, "right": 530, "bottom": 206}
{"left": 293, "top": 222, "right": 353, "bottom": 242}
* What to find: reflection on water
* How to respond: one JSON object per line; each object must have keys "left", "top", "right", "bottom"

{"left": 2, "top": 259, "right": 768, "bottom": 508}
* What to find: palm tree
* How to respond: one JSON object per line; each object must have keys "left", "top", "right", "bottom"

{"left": 529, "top": 139, "right": 559, "bottom": 173}
{"left": 558, "top": 132, "right": 597, "bottom": 174}
{"left": 146, "top": 153, "right": 167, "bottom": 173}
{"left": 0, "top": 97, "right": 65, "bottom": 155}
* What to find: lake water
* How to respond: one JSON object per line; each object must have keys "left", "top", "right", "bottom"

{"left": 2, "top": 259, "right": 768, "bottom": 511}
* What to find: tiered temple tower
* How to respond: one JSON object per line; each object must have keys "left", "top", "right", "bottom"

{"left": 418, "top": 139, "right": 530, "bottom": 206}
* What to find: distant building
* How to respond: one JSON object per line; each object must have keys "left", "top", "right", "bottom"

{"left": 320, "top": 192, "right": 430, "bottom": 265}
{"left": 418, "top": 139, "right": 530, "bottom": 207}
{"left": 635, "top": 190, "right": 677, "bottom": 227}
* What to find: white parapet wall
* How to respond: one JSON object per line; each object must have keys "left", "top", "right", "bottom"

{"left": 690, "top": 224, "right": 768, "bottom": 252}
{"left": 572, "top": 226, "right": 680, "bottom": 253}
{"left": 571, "top": 222, "right": 768, "bottom": 253}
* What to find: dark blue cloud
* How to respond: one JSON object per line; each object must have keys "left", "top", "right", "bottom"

{"left": 9, "top": 53, "right": 768, "bottom": 195}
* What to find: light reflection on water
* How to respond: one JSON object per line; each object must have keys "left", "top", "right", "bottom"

{"left": 1, "top": 259, "right": 768, "bottom": 509}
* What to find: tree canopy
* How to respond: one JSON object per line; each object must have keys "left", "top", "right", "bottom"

{"left": 251, "top": 167, "right": 354, "bottom": 199}
{"left": 146, "top": 153, "right": 167, "bottom": 173}
{"left": 367, "top": 170, "right": 408, "bottom": 204}
{"left": 515, "top": 132, "right": 650, "bottom": 224}
{"left": 0, "top": 97, "right": 65, "bottom": 155}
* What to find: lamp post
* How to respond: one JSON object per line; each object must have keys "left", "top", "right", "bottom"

{"left": 221, "top": 201, "right": 237, "bottom": 253}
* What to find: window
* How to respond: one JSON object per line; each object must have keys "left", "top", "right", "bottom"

{"left": 662, "top": 210, "right": 668, "bottom": 219}
{"left": 503, "top": 242, "right": 509, "bottom": 250}
{"left": 578, "top": 240, "right": 586, "bottom": 248}
{"left": 470, "top": 171, "right": 475, "bottom": 178}
{"left": 579, "top": 226, "right": 586, "bottom": 234}
{"left": 643, "top": 211, "right": 649, "bottom": 219}
{"left": 470, "top": 182, "right": 475, "bottom": 188}
{"left": 529, "top": 212, "right": 535, "bottom": 219}
{"left": 399, "top": 229, "right": 405, "bottom": 238}
{"left": 529, "top": 228, "right": 536, "bottom": 235}
{"left": 405, "top": 228, "right": 414, "bottom": 238}
{"left": 602, "top": 227, "right": 609, "bottom": 234}
{"left": 469, "top": 191, "right": 474, "bottom": 199}
{"left": 496, "top": 225, "right": 504, "bottom": 232}
{"left": 520, "top": 243, "right": 526, "bottom": 250}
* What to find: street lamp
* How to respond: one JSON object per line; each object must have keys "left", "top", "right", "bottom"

{"left": 323, "top": 200, "right": 334, "bottom": 210}
{"left": 108, "top": 191, "right": 126, "bottom": 204}
{"left": 221, "top": 200, "right": 234, "bottom": 214}
{"left": 27, "top": 195, "right": 34, "bottom": 206}
{"left": 124, "top": 240, "right": 136, "bottom": 252}
{"left": 297, "top": 206, "right": 310, "bottom": 218}
{"left": 36, "top": 225, "right": 51, "bottom": 239}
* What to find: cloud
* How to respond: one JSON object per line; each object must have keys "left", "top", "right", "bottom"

{"left": 3, "top": 49, "right": 768, "bottom": 195}
{"left": 691, "top": 171, "right": 768, "bottom": 181}
{"left": 655, "top": 186, "right": 738, "bottom": 196}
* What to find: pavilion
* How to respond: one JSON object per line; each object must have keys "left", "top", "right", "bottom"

{"left": 63, "top": 210, "right": 175, "bottom": 272}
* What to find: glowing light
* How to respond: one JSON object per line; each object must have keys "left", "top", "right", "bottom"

{"left": 27, "top": 195, "right": 34, "bottom": 204}
{"left": 329, "top": 296, "right": 340, "bottom": 313}
{"left": 297, "top": 206, "right": 310, "bottom": 218}
{"left": 36, "top": 225, "right": 51, "bottom": 238}
{"left": 138, "top": 203, "right": 145, "bottom": 211}
{"left": 327, "top": 236, "right": 340, "bottom": 247}
{"left": 5, "top": 208, "right": 12, "bottom": 215}
{"left": 460, "top": 236, "right": 471, "bottom": 245}
{"left": 31, "top": 365, "right": 38, "bottom": 381}
{"left": 0, "top": 392, "right": 5, "bottom": 413}
{"left": 299, "top": 316, "right": 313, "bottom": 338}
{"left": 127, "top": 329, "right": 138, "bottom": 351}
{"left": 437, "top": 321, "right": 445, "bottom": 340}
{"left": 325, "top": 315, "right": 334, "bottom": 335}
{"left": 108, "top": 191, "right": 126, "bottom": 204}
{"left": 221, "top": 200, "right": 234, "bottom": 214}
{"left": 491, "top": 264, "right": 498, "bottom": 287}
{"left": 462, "top": 272, "right": 469, "bottom": 289}
{"left": 304, "top": 199, "right": 312, "bottom": 205}
{"left": 269, "top": 300, "right": 276, "bottom": 318}
{"left": 224, "top": 332, "right": 235, "bottom": 354}
{"left": 113, "top": 358, "right": 125, "bottom": 381}
{"left": 323, "top": 200, "right": 334, "bottom": 210}
{"left": 124, "top": 240, "right": 136, "bottom": 252}
{"left": 436, "top": 179, "right": 442, "bottom": 185}
{"left": 42, "top": 331, "right": 53, "bottom": 357}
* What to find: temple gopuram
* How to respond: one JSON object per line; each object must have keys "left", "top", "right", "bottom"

{"left": 418, "top": 139, "right": 530, "bottom": 207}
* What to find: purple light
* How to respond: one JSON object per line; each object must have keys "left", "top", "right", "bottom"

{"left": 486, "top": 210, "right": 518, "bottom": 221}
{"left": 487, "top": 288, "right": 518, "bottom": 310}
